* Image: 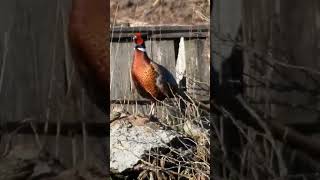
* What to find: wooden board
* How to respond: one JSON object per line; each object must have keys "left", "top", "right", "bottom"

{"left": 185, "top": 39, "right": 210, "bottom": 101}
{"left": 110, "top": 25, "right": 209, "bottom": 42}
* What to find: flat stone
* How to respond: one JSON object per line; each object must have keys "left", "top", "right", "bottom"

{"left": 110, "top": 117, "right": 181, "bottom": 173}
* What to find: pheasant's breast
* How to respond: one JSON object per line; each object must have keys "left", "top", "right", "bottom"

{"left": 132, "top": 63, "right": 166, "bottom": 101}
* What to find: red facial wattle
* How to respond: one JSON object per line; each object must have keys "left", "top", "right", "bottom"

{"left": 134, "top": 32, "right": 144, "bottom": 45}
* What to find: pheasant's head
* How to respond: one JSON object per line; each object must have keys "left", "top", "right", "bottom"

{"left": 133, "top": 32, "right": 144, "bottom": 45}
{"left": 133, "top": 32, "right": 146, "bottom": 52}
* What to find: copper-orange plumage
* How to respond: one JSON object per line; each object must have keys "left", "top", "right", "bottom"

{"left": 68, "top": 0, "right": 109, "bottom": 113}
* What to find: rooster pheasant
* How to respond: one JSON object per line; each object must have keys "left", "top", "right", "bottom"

{"left": 68, "top": 0, "right": 108, "bottom": 114}
{"left": 131, "top": 33, "right": 189, "bottom": 115}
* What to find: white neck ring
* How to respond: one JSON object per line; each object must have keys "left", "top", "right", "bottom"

{"left": 137, "top": 47, "right": 146, "bottom": 52}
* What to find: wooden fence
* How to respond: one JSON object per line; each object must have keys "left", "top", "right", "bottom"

{"left": 110, "top": 25, "right": 210, "bottom": 114}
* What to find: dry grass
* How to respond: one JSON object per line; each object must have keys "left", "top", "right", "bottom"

{"left": 111, "top": 0, "right": 210, "bottom": 26}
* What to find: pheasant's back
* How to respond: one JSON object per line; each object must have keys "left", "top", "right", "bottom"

{"left": 68, "top": 0, "right": 109, "bottom": 113}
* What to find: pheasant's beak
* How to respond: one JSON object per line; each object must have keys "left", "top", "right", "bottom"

{"left": 133, "top": 35, "right": 137, "bottom": 40}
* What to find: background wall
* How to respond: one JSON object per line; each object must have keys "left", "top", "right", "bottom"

{"left": 0, "top": 0, "right": 106, "bottom": 168}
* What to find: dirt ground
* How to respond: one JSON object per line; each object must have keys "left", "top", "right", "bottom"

{"left": 111, "top": 0, "right": 210, "bottom": 26}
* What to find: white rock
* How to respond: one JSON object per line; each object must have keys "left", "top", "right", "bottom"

{"left": 110, "top": 119, "right": 181, "bottom": 173}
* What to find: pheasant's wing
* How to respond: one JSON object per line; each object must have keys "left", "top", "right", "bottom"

{"left": 150, "top": 61, "right": 179, "bottom": 98}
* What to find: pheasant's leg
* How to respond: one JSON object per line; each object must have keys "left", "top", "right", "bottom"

{"left": 152, "top": 101, "right": 157, "bottom": 115}
{"left": 148, "top": 101, "right": 155, "bottom": 116}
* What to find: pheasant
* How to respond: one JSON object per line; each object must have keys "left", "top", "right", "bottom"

{"left": 68, "top": 0, "right": 109, "bottom": 114}
{"left": 131, "top": 32, "right": 209, "bottom": 115}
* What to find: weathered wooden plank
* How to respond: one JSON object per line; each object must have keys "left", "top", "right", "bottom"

{"left": 111, "top": 32, "right": 208, "bottom": 42}
{"left": 151, "top": 40, "right": 176, "bottom": 74}
{"left": 185, "top": 39, "right": 210, "bottom": 101}
{"left": 110, "top": 41, "right": 138, "bottom": 100}
{"left": 111, "top": 25, "right": 209, "bottom": 34}
{"left": 110, "top": 25, "right": 209, "bottom": 42}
